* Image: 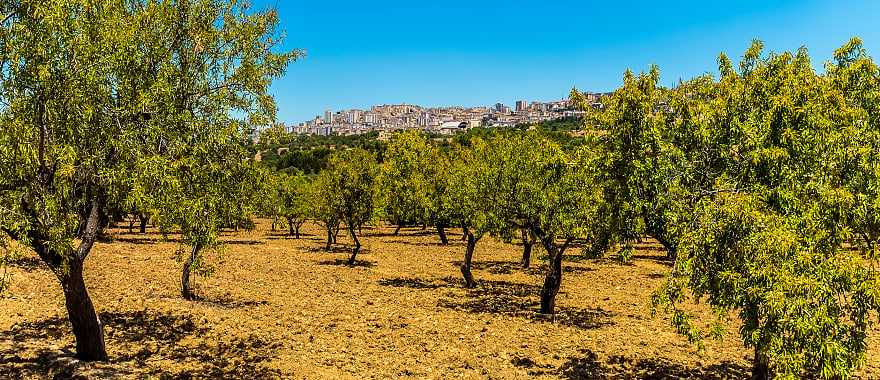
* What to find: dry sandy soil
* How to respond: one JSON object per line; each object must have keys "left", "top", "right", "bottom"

{"left": 1, "top": 220, "right": 878, "bottom": 379}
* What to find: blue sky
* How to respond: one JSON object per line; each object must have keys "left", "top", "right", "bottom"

{"left": 252, "top": 0, "right": 880, "bottom": 124}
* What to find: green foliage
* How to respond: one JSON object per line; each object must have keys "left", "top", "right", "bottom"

{"left": 262, "top": 132, "right": 386, "bottom": 173}
{"left": 273, "top": 172, "right": 310, "bottom": 236}
{"left": 378, "top": 131, "right": 435, "bottom": 227}
{"left": 642, "top": 39, "right": 880, "bottom": 379}
{"left": 308, "top": 148, "right": 378, "bottom": 256}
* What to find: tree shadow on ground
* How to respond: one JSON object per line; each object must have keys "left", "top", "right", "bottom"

{"left": 222, "top": 239, "right": 263, "bottom": 246}
{"left": 384, "top": 239, "right": 452, "bottom": 247}
{"left": 0, "top": 310, "right": 281, "bottom": 379}
{"left": 515, "top": 349, "right": 749, "bottom": 379}
{"left": 191, "top": 294, "right": 269, "bottom": 309}
{"left": 629, "top": 254, "right": 674, "bottom": 266}
{"left": 450, "top": 260, "right": 596, "bottom": 276}
{"left": 265, "top": 234, "right": 314, "bottom": 241}
{"left": 6, "top": 256, "right": 45, "bottom": 272}
{"left": 379, "top": 276, "right": 613, "bottom": 330}
{"left": 317, "top": 258, "right": 375, "bottom": 268}
{"left": 110, "top": 236, "right": 167, "bottom": 245}
{"left": 306, "top": 246, "right": 356, "bottom": 254}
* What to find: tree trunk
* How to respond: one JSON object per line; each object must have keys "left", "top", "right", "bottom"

{"left": 437, "top": 224, "right": 448, "bottom": 245}
{"left": 325, "top": 226, "right": 333, "bottom": 250}
{"left": 271, "top": 217, "right": 277, "bottom": 232}
{"left": 138, "top": 214, "right": 148, "bottom": 234}
{"left": 332, "top": 224, "right": 339, "bottom": 243}
{"left": 462, "top": 226, "right": 470, "bottom": 241}
{"left": 346, "top": 221, "right": 361, "bottom": 266}
{"left": 521, "top": 229, "right": 533, "bottom": 269}
{"left": 538, "top": 234, "right": 567, "bottom": 315}
{"left": 287, "top": 217, "right": 295, "bottom": 237}
{"left": 295, "top": 224, "right": 301, "bottom": 239}
{"left": 751, "top": 346, "right": 770, "bottom": 380}
{"left": 522, "top": 242, "right": 533, "bottom": 269}
{"left": 181, "top": 244, "right": 199, "bottom": 300}
{"left": 393, "top": 223, "right": 402, "bottom": 235}
{"left": 128, "top": 216, "right": 134, "bottom": 234}
{"left": 460, "top": 232, "right": 477, "bottom": 288}
{"left": 61, "top": 261, "right": 107, "bottom": 361}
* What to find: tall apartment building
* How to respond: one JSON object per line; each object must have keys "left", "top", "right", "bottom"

{"left": 324, "top": 110, "right": 333, "bottom": 125}
{"left": 515, "top": 100, "right": 528, "bottom": 112}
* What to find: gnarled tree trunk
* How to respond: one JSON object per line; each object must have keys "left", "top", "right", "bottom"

{"left": 521, "top": 228, "right": 534, "bottom": 269}
{"left": 61, "top": 260, "right": 107, "bottom": 361}
{"left": 535, "top": 231, "right": 571, "bottom": 315}
{"left": 31, "top": 199, "right": 108, "bottom": 361}
{"left": 437, "top": 223, "right": 448, "bottom": 245}
{"left": 346, "top": 220, "right": 362, "bottom": 265}
{"left": 181, "top": 244, "right": 200, "bottom": 300}
{"left": 460, "top": 231, "right": 478, "bottom": 288}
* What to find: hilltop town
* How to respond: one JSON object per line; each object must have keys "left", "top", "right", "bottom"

{"left": 289, "top": 93, "right": 607, "bottom": 136}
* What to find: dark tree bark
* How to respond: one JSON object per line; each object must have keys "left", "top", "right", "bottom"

{"left": 751, "top": 346, "right": 770, "bottom": 380}
{"left": 128, "top": 216, "right": 135, "bottom": 234}
{"left": 21, "top": 199, "right": 108, "bottom": 361}
{"left": 332, "top": 224, "right": 339, "bottom": 243}
{"left": 460, "top": 232, "right": 478, "bottom": 288}
{"left": 181, "top": 244, "right": 199, "bottom": 300}
{"left": 138, "top": 214, "right": 148, "bottom": 234}
{"left": 461, "top": 226, "right": 470, "bottom": 241}
{"left": 437, "top": 223, "right": 448, "bottom": 245}
{"left": 295, "top": 224, "right": 301, "bottom": 239}
{"left": 535, "top": 230, "right": 571, "bottom": 315}
{"left": 521, "top": 229, "right": 534, "bottom": 269}
{"left": 62, "top": 261, "right": 107, "bottom": 361}
{"left": 346, "top": 220, "right": 362, "bottom": 265}
{"left": 393, "top": 223, "right": 402, "bottom": 235}
{"left": 748, "top": 305, "right": 771, "bottom": 380}
{"left": 286, "top": 217, "right": 296, "bottom": 238}
{"left": 325, "top": 226, "right": 333, "bottom": 250}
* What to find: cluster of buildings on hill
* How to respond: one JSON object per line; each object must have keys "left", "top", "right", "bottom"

{"left": 287, "top": 93, "right": 607, "bottom": 136}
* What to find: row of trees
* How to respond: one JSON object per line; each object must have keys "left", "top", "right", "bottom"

{"left": 256, "top": 40, "right": 880, "bottom": 379}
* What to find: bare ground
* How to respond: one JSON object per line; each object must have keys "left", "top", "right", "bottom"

{"left": 1, "top": 220, "right": 878, "bottom": 379}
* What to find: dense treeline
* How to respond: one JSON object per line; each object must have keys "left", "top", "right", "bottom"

{"left": 0, "top": 2, "right": 878, "bottom": 377}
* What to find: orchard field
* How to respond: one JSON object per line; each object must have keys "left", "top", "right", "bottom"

{"left": 4, "top": 2, "right": 880, "bottom": 379}
{"left": 6, "top": 220, "right": 877, "bottom": 379}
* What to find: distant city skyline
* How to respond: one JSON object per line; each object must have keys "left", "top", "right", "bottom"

{"left": 251, "top": 0, "right": 880, "bottom": 125}
{"left": 294, "top": 95, "right": 571, "bottom": 125}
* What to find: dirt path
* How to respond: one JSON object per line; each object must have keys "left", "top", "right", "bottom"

{"left": 2, "top": 220, "right": 878, "bottom": 378}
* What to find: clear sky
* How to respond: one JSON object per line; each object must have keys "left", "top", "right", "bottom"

{"left": 252, "top": 0, "right": 880, "bottom": 124}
